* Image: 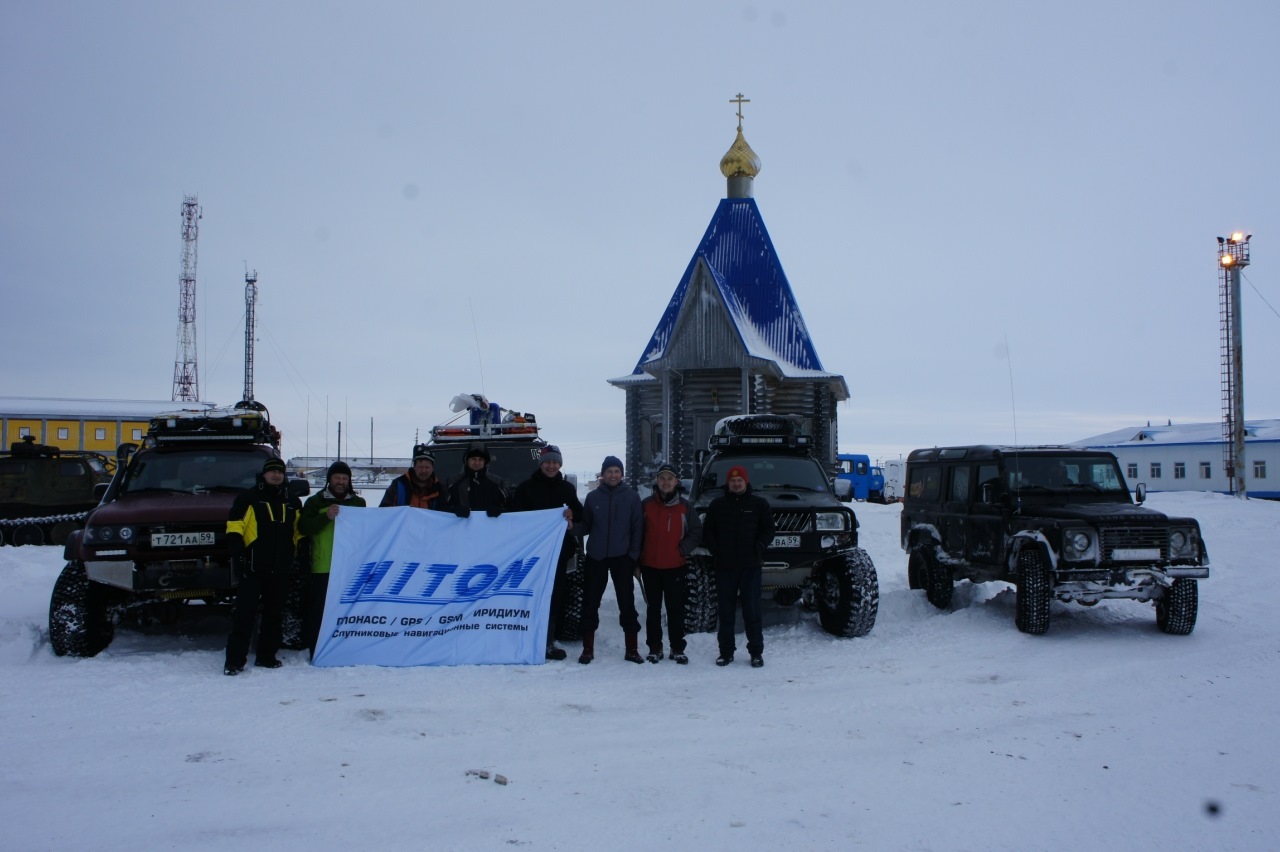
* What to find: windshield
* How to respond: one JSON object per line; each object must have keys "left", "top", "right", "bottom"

{"left": 121, "top": 448, "right": 271, "bottom": 494}
{"left": 1004, "top": 454, "right": 1127, "bottom": 494}
{"left": 699, "top": 455, "right": 831, "bottom": 494}
{"left": 428, "top": 443, "right": 546, "bottom": 487}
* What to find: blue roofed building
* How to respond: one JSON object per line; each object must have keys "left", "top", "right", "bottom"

{"left": 609, "top": 109, "right": 849, "bottom": 483}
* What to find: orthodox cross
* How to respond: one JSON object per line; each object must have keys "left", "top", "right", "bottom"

{"left": 730, "top": 93, "right": 750, "bottom": 130}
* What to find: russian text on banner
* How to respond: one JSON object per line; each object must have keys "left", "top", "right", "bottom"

{"left": 313, "top": 506, "right": 565, "bottom": 667}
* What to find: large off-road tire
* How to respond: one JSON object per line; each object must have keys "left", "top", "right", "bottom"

{"left": 683, "top": 555, "right": 718, "bottom": 634}
{"left": 919, "top": 547, "right": 953, "bottom": 610}
{"left": 815, "top": 548, "right": 879, "bottom": 638}
{"left": 49, "top": 561, "right": 114, "bottom": 657}
{"left": 555, "top": 551, "right": 585, "bottom": 642}
{"left": 1156, "top": 578, "right": 1198, "bottom": 635}
{"left": 1014, "top": 548, "right": 1051, "bottom": 635}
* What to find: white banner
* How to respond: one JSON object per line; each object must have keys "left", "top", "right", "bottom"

{"left": 312, "top": 506, "right": 565, "bottom": 667}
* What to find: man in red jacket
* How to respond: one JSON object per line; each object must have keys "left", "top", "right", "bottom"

{"left": 639, "top": 464, "right": 703, "bottom": 664}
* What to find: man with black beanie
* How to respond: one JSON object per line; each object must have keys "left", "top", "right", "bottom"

{"left": 510, "top": 444, "right": 583, "bottom": 660}
{"left": 223, "top": 457, "right": 302, "bottom": 675}
{"left": 299, "top": 460, "right": 366, "bottom": 658}
{"left": 574, "top": 455, "right": 644, "bottom": 664}
{"left": 447, "top": 443, "right": 508, "bottom": 518}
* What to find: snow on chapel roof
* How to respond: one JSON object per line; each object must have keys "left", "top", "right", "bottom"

{"left": 629, "top": 195, "right": 830, "bottom": 378}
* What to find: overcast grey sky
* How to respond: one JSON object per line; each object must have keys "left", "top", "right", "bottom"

{"left": 3, "top": 1, "right": 1276, "bottom": 468}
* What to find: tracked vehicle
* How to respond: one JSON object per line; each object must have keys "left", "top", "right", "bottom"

{"left": 0, "top": 437, "right": 110, "bottom": 546}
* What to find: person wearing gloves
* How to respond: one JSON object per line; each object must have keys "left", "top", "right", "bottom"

{"left": 574, "top": 455, "right": 644, "bottom": 664}
{"left": 701, "top": 465, "right": 774, "bottom": 668}
{"left": 223, "top": 457, "right": 303, "bottom": 676}
{"left": 638, "top": 463, "right": 702, "bottom": 664}
{"left": 510, "top": 444, "right": 584, "bottom": 661}
{"left": 447, "top": 443, "right": 507, "bottom": 518}
{"left": 380, "top": 444, "right": 450, "bottom": 510}
{"left": 298, "top": 460, "right": 366, "bottom": 659}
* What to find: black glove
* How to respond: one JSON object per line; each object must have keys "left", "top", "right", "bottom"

{"left": 486, "top": 507, "right": 503, "bottom": 518}
{"left": 454, "top": 506, "right": 471, "bottom": 519}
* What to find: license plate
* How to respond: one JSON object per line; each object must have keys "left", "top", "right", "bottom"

{"left": 771, "top": 535, "right": 800, "bottom": 548}
{"left": 152, "top": 531, "right": 215, "bottom": 547}
{"left": 1111, "top": 547, "right": 1160, "bottom": 561}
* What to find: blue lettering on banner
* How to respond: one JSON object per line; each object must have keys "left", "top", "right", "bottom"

{"left": 339, "top": 556, "right": 542, "bottom": 605}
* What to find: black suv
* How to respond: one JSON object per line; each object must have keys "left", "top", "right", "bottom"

{"left": 685, "top": 415, "right": 878, "bottom": 638}
{"left": 900, "top": 445, "right": 1209, "bottom": 635}
{"left": 49, "top": 403, "right": 309, "bottom": 657}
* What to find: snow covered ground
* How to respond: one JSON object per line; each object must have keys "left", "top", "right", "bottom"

{"left": 2, "top": 492, "right": 1276, "bottom": 850}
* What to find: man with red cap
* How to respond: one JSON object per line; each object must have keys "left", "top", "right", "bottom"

{"left": 701, "top": 464, "right": 774, "bottom": 668}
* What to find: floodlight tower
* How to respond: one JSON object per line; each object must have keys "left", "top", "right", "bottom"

{"left": 171, "top": 196, "right": 202, "bottom": 402}
{"left": 1217, "top": 231, "right": 1251, "bottom": 498}
{"left": 243, "top": 269, "right": 258, "bottom": 403}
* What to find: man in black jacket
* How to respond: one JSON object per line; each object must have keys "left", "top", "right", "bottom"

{"left": 510, "top": 444, "right": 583, "bottom": 660}
{"left": 447, "top": 443, "right": 507, "bottom": 517}
{"left": 223, "top": 457, "right": 302, "bottom": 675}
{"left": 701, "top": 464, "right": 774, "bottom": 668}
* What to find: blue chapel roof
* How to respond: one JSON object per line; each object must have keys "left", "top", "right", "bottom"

{"left": 631, "top": 197, "right": 829, "bottom": 377}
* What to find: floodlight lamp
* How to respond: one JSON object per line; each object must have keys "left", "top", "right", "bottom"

{"left": 1220, "top": 253, "right": 1235, "bottom": 267}
{"left": 1230, "top": 232, "right": 1245, "bottom": 243}
{"left": 1217, "top": 236, "right": 1225, "bottom": 245}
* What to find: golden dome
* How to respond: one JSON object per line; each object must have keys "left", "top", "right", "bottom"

{"left": 719, "top": 128, "right": 761, "bottom": 178}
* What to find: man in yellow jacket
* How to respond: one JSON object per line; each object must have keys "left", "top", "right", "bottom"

{"left": 223, "top": 457, "right": 302, "bottom": 676}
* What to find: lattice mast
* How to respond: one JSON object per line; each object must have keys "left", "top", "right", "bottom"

{"left": 171, "top": 196, "right": 202, "bottom": 402}
{"left": 1217, "top": 232, "right": 1251, "bottom": 498}
{"left": 243, "top": 269, "right": 258, "bottom": 403}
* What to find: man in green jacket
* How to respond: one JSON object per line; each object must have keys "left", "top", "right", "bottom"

{"left": 298, "top": 461, "right": 366, "bottom": 658}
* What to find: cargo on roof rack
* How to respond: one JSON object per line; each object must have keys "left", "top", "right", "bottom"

{"left": 147, "top": 403, "right": 277, "bottom": 447}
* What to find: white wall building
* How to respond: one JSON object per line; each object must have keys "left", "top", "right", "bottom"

{"left": 1076, "top": 419, "right": 1279, "bottom": 500}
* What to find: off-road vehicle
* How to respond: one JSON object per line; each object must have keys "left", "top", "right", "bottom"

{"left": 426, "top": 394, "right": 587, "bottom": 641}
{"left": 1, "top": 437, "right": 111, "bottom": 546}
{"left": 900, "top": 445, "right": 1209, "bottom": 635}
{"left": 684, "top": 414, "right": 879, "bottom": 638}
{"left": 48, "top": 402, "right": 309, "bottom": 657}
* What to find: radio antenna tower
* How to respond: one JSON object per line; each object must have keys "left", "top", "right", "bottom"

{"left": 171, "top": 195, "right": 202, "bottom": 402}
{"left": 243, "top": 268, "right": 258, "bottom": 403}
{"left": 1217, "top": 231, "right": 1251, "bottom": 498}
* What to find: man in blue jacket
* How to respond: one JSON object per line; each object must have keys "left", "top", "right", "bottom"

{"left": 574, "top": 455, "right": 644, "bottom": 664}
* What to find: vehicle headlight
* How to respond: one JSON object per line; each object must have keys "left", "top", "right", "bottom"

{"left": 84, "top": 525, "right": 134, "bottom": 545}
{"left": 814, "top": 512, "right": 848, "bottom": 532}
{"left": 1169, "top": 527, "right": 1197, "bottom": 558}
{"left": 1062, "top": 528, "right": 1095, "bottom": 560}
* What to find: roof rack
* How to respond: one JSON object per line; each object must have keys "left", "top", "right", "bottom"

{"left": 709, "top": 414, "right": 810, "bottom": 450}
{"left": 430, "top": 394, "right": 539, "bottom": 442}
{"left": 148, "top": 404, "right": 278, "bottom": 447}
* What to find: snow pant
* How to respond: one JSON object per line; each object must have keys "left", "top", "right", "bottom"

{"left": 306, "top": 572, "right": 331, "bottom": 659}
{"left": 225, "top": 565, "right": 290, "bottom": 668}
{"left": 715, "top": 563, "right": 763, "bottom": 657}
{"left": 641, "top": 565, "right": 688, "bottom": 655}
{"left": 581, "top": 555, "right": 641, "bottom": 634}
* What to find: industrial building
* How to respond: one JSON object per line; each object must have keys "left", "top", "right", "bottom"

{"left": 0, "top": 397, "right": 214, "bottom": 454}
{"left": 1077, "top": 419, "right": 1278, "bottom": 500}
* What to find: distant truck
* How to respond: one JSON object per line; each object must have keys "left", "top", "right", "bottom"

{"left": 835, "top": 453, "right": 885, "bottom": 502}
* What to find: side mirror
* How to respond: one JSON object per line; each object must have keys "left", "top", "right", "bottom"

{"left": 289, "top": 478, "right": 311, "bottom": 499}
{"left": 1135, "top": 482, "right": 1146, "bottom": 504}
{"left": 833, "top": 478, "right": 853, "bottom": 501}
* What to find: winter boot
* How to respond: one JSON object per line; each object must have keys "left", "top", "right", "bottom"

{"left": 624, "top": 631, "right": 644, "bottom": 664}
{"left": 545, "top": 618, "right": 567, "bottom": 660}
{"left": 578, "top": 630, "right": 595, "bottom": 665}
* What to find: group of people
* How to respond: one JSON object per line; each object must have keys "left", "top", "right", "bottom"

{"left": 222, "top": 443, "right": 774, "bottom": 675}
